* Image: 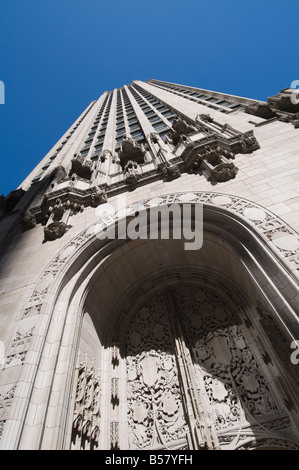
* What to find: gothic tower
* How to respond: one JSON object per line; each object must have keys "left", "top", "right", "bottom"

{"left": 0, "top": 79, "right": 299, "bottom": 450}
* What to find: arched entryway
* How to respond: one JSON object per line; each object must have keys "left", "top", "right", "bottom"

{"left": 9, "top": 193, "right": 299, "bottom": 450}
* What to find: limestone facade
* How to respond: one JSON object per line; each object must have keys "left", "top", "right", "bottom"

{"left": 0, "top": 80, "right": 298, "bottom": 450}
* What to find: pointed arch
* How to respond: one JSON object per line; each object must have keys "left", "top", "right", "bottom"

{"left": 1, "top": 192, "right": 298, "bottom": 450}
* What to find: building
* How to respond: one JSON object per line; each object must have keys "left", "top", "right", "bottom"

{"left": 0, "top": 79, "right": 299, "bottom": 450}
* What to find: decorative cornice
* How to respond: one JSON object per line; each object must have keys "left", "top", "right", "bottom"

{"left": 245, "top": 90, "right": 299, "bottom": 128}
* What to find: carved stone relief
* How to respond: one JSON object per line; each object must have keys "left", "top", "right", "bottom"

{"left": 256, "top": 301, "right": 299, "bottom": 389}
{"left": 179, "top": 288, "right": 276, "bottom": 424}
{"left": 44, "top": 221, "right": 72, "bottom": 242}
{"left": 124, "top": 286, "right": 297, "bottom": 450}
{"left": 1, "top": 190, "right": 297, "bottom": 446}
{"left": 71, "top": 359, "right": 101, "bottom": 450}
{"left": 124, "top": 160, "right": 140, "bottom": 186}
{"left": 245, "top": 90, "right": 299, "bottom": 128}
{"left": 159, "top": 162, "right": 181, "bottom": 180}
{"left": 126, "top": 298, "right": 189, "bottom": 450}
{"left": 118, "top": 138, "right": 146, "bottom": 168}
{"left": 23, "top": 183, "right": 107, "bottom": 238}
{"left": 22, "top": 210, "right": 36, "bottom": 231}
{"left": 0, "top": 385, "right": 16, "bottom": 438}
{"left": 169, "top": 119, "right": 197, "bottom": 146}
{"left": 70, "top": 154, "right": 94, "bottom": 180}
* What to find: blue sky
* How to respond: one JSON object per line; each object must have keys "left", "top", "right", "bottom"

{"left": 0, "top": 0, "right": 298, "bottom": 195}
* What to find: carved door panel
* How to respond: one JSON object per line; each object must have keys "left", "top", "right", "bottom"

{"left": 172, "top": 286, "right": 278, "bottom": 444}
{"left": 125, "top": 286, "right": 282, "bottom": 450}
{"left": 126, "top": 294, "right": 190, "bottom": 450}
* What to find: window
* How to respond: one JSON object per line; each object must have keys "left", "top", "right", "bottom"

{"left": 131, "top": 131, "right": 144, "bottom": 139}
{"left": 116, "top": 127, "right": 126, "bottom": 136}
{"left": 153, "top": 122, "right": 167, "bottom": 131}
{"left": 149, "top": 116, "right": 160, "bottom": 123}
{"left": 129, "top": 124, "right": 141, "bottom": 131}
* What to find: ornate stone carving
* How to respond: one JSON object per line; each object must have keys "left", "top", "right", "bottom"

{"left": 267, "top": 91, "right": 299, "bottom": 113}
{"left": 100, "top": 149, "right": 112, "bottom": 163}
{"left": 90, "top": 188, "right": 107, "bottom": 207}
{"left": 246, "top": 90, "right": 299, "bottom": 128}
{"left": 118, "top": 137, "right": 146, "bottom": 167}
{"left": 0, "top": 385, "right": 17, "bottom": 439}
{"left": 245, "top": 102, "right": 276, "bottom": 119}
{"left": 126, "top": 297, "right": 189, "bottom": 450}
{"left": 5, "top": 352, "right": 26, "bottom": 367}
{"left": 160, "top": 162, "right": 181, "bottom": 180}
{"left": 188, "top": 144, "right": 239, "bottom": 183}
{"left": 254, "top": 336, "right": 272, "bottom": 365}
{"left": 208, "top": 162, "right": 238, "bottom": 182}
{"left": 203, "top": 145, "right": 235, "bottom": 165}
{"left": 22, "top": 210, "right": 36, "bottom": 231}
{"left": 23, "top": 190, "right": 299, "bottom": 325}
{"left": 124, "top": 160, "right": 139, "bottom": 185}
{"left": 50, "top": 165, "right": 67, "bottom": 185}
{"left": 70, "top": 154, "right": 93, "bottom": 180}
{"left": 111, "top": 378, "right": 119, "bottom": 406}
{"left": 23, "top": 303, "right": 42, "bottom": 319}
{"left": 110, "top": 421, "right": 120, "bottom": 450}
{"left": 256, "top": 301, "right": 299, "bottom": 388}
{"left": 6, "top": 326, "right": 35, "bottom": 361}
{"left": 198, "top": 114, "right": 214, "bottom": 124}
{"left": 30, "top": 183, "right": 107, "bottom": 230}
{"left": 149, "top": 132, "right": 159, "bottom": 144}
{"left": 13, "top": 190, "right": 299, "bottom": 449}
{"left": 48, "top": 198, "right": 66, "bottom": 221}
{"left": 169, "top": 119, "right": 196, "bottom": 146}
{"left": 111, "top": 344, "right": 119, "bottom": 368}
{"left": 179, "top": 287, "right": 277, "bottom": 425}
{"left": 2, "top": 324, "right": 35, "bottom": 370}
{"left": 44, "top": 221, "right": 71, "bottom": 242}
{"left": 175, "top": 119, "right": 259, "bottom": 182}
{"left": 238, "top": 130, "right": 260, "bottom": 153}
{"left": 72, "top": 360, "right": 101, "bottom": 449}
{"left": 124, "top": 285, "right": 295, "bottom": 450}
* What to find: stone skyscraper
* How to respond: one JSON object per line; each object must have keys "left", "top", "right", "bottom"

{"left": 0, "top": 79, "right": 299, "bottom": 450}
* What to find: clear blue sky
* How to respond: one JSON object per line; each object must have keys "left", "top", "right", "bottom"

{"left": 0, "top": 0, "right": 298, "bottom": 195}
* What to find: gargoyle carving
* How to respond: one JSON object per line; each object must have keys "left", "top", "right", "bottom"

{"left": 71, "top": 154, "right": 93, "bottom": 180}
{"left": 245, "top": 102, "right": 276, "bottom": 119}
{"left": 22, "top": 210, "right": 36, "bottom": 231}
{"left": 239, "top": 131, "right": 260, "bottom": 153}
{"left": 169, "top": 119, "right": 196, "bottom": 146}
{"left": 245, "top": 89, "right": 299, "bottom": 128}
{"left": 160, "top": 162, "right": 181, "bottom": 180}
{"left": 208, "top": 163, "right": 238, "bottom": 182}
{"left": 44, "top": 221, "right": 71, "bottom": 242}
{"left": 90, "top": 188, "right": 107, "bottom": 207}
{"left": 118, "top": 138, "right": 146, "bottom": 167}
{"left": 124, "top": 160, "right": 139, "bottom": 185}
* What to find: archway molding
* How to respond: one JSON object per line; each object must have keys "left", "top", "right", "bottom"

{"left": 1, "top": 191, "right": 298, "bottom": 450}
